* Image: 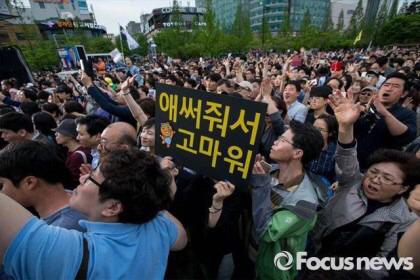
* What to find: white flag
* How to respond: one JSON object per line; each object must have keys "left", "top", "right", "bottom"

{"left": 110, "top": 48, "right": 123, "bottom": 63}
{"left": 119, "top": 25, "right": 139, "bottom": 50}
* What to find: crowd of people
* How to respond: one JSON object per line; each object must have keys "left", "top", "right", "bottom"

{"left": 0, "top": 47, "right": 420, "bottom": 280}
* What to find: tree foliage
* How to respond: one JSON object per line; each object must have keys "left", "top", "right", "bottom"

{"left": 389, "top": 0, "right": 399, "bottom": 19}
{"left": 301, "top": 7, "right": 312, "bottom": 32}
{"left": 376, "top": 14, "right": 420, "bottom": 44}
{"left": 346, "top": 0, "right": 364, "bottom": 38}
{"left": 322, "top": 1, "right": 334, "bottom": 32}
{"left": 336, "top": 9, "right": 344, "bottom": 32}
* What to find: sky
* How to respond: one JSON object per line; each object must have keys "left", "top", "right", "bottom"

{"left": 87, "top": 0, "right": 195, "bottom": 35}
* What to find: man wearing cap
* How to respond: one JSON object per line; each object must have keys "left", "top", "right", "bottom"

{"left": 236, "top": 81, "right": 254, "bottom": 100}
{"left": 359, "top": 86, "right": 378, "bottom": 105}
{"left": 54, "top": 119, "right": 92, "bottom": 189}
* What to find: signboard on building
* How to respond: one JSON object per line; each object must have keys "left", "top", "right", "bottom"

{"left": 54, "top": 20, "right": 106, "bottom": 30}
{"left": 152, "top": 6, "right": 206, "bottom": 15}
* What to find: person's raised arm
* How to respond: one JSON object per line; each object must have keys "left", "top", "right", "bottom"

{"left": 0, "top": 193, "right": 33, "bottom": 260}
{"left": 208, "top": 181, "right": 235, "bottom": 228}
{"left": 372, "top": 95, "right": 410, "bottom": 136}
{"left": 121, "top": 75, "right": 148, "bottom": 126}
{"left": 328, "top": 90, "right": 364, "bottom": 190}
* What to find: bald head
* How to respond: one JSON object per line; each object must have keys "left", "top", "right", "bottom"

{"left": 98, "top": 122, "right": 137, "bottom": 162}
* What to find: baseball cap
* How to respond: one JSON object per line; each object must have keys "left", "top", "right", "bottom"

{"left": 360, "top": 86, "right": 378, "bottom": 93}
{"left": 52, "top": 119, "right": 78, "bottom": 138}
{"left": 236, "top": 81, "right": 253, "bottom": 91}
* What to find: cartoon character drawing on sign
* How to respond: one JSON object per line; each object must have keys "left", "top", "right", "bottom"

{"left": 160, "top": 122, "right": 175, "bottom": 148}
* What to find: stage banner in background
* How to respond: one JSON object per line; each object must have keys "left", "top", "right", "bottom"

{"left": 155, "top": 84, "right": 267, "bottom": 187}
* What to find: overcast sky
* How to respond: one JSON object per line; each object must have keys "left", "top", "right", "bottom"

{"left": 88, "top": 0, "right": 195, "bottom": 34}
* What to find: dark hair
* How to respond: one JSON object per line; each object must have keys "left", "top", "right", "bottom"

{"left": 143, "top": 117, "right": 155, "bottom": 129}
{"left": 185, "top": 78, "right": 197, "bottom": 88}
{"left": 289, "top": 120, "right": 324, "bottom": 164}
{"left": 20, "top": 101, "right": 40, "bottom": 117}
{"left": 376, "top": 56, "right": 389, "bottom": 67}
{"left": 217, "top": 79, "right": 233, "bottom": 88}
{"left": 138, "top": 85, "right": 149, "bottom": 95}
{"left": 342, "top": 74, "right": 353, "bottom": 92}
{"left": 366, "top": 149, "right": 420, "bottom": 195}
{"left": 167, "top": 74, "right": 178, "bottom": 84}
{"left": 1, "top": 79, "right": 13, "bottom": 87}
{"left": 383, "top": 72, "right": 410, "bottom": 92}
{"left": 75, "top": 115, "right": 110, "bottom": 136}
{"left": 326, "top": 77, "right": 344, "bottom": 89}
{"left": 64, "top": 101, "right": 84, "bottom": 114}
{"left": 0, "top": 104, "right": 15, "bottom": 115}
{"left": 32, "top": 112, "right": 57, "bottom": 139}
{"left": 299, "top": 65, "right": 311, "bottom": 77}
{"left": 42, "top": 102, "right": 62, "bottom": 117}
{"left": 316, "top": 114, "right": 338, "bottom": 143}
{"left": 0, "top": 140, "right": 70, "bottom": 186}
{"left": 0, "top": 112, "right": 34, "bottom": 133}
{"left": 21, "top": 89, "right": 37, "bottom": 102}
{"left": 145, "top": 79, "right": 155, "bottom": 88}
{"left": 37, "top": 90, "right": 50, "bottom": 102}
{"left": 56, "top": 84, "right": 72, "bottom": 95}
{"left": 138, "top": 98, "right": 155, "bottom": 118}
{"left": 98, "top": 149, "right": 171, "bottom": 224}
{"left": 285, "top": 80, "right": 302, "bottom": 92}
{"left": 121, "top": 86, "right": 138, "bottom": 101}
{"left": 209, "top": 73, "right": 222, "bottom": 83}
{"left": 272, "top": 96, "right": 287, "bottom": 119}
{"left": 310, "top": 86, "right": 332, "bottom": 99}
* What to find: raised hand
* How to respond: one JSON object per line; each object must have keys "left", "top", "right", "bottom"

{"left": 327, "top": 89, "right": 362, "bottom": 128}
{"left": 160, "top": 156, "right": 179, "bottom": 178}
{"left": 80, "top": 71, "right": 93, "bottom": 88}
{"left": 252, "top": 154, "right": 266, "bottom": 175}
{"left": 213, "top": 181, "right": 235, "bottom": 204}
{"left": 261, "top": 77, "right": 273, "bottom": 98}
{"left": 121, "top": 75, "right": 137, "bottom": 94}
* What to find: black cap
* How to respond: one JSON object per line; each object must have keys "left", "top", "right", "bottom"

{"left": 52, "top": 119, "right": 77, "bottom": 138}
{"left": 310, "top": 86, "right": 332, "bottom": 99}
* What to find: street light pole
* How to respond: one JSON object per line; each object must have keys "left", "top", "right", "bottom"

{"left": 261, "top": 0, "right": 265, "bottom": 50}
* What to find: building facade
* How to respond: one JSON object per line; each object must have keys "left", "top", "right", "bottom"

{"left": 331, "top": 0, "right": 358, "bottom": 29}
{"left": 195, "top": 0, "right": 206, "bottom": 9}
{"left": 0, "top": 0, "right": 106, "bottom": 45}
{"left": 126, "top": 21, "right": 141, "bottom": 36}
{"left": 144, "top": 6, "right": 206, "bottom": 38}
{"left": 212, "top": 0, "right": 250, "bottom": 31}
{"left": 250, "top": 0, "right": 330, "bottom": 33}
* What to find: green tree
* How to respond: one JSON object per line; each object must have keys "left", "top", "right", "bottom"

{"left": 388, "top": 0, "right": 399, "bottom": 19}
{"left": 231, "top": 4, "right": 253, "bottom": 52}
{"left": 406, "top": 1, "right": 420, "bottom": 14}
{"left": 376, "top": 14, "right": 420, "bottom": 44}
{"left": 280, "top": 9, "right": 291, "bottom": 35}
{"left": 321, "top": 1, "right": 334, "bottom": 32}
{"left": 21, "top": 40, "right": 59, "bottom": 70}
{"left": 336, "top": 9, "right": 344, "bottom": 32}
{"left": 346, "top": 0, "right": 364, "bottom": 38}
{"left": 261, "top": 16, "right": 272, "bottom": 48}
{"left": 376, "top": 0, "right": 389, "bottom": 31}
{"left": 399, "top": 0, "right": 409, "bottom": 14}
{"left": 301, "top": 7, "right": 312, "bottom": 32}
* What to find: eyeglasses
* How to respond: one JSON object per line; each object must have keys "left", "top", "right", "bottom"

{"left": 84, "top": 172, "right": 102, "bottom": 188}
{"left": 359, "top": 91, "right": 373, "bottom": 95}
{"left": 278, "top": 135, "right": 294, "bottom": 146}
{"left": 314, "top": 126, "right": 328, "bottom": 133}
{"left": 365, "top": 168, "right": 403, "bottom": 186}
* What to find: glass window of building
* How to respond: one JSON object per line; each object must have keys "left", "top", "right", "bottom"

{"left": 58, "top": 3, "right": 64, "bottom": 9}
{"left": 39, "top": 2, "right": 45, "bottom": 9}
